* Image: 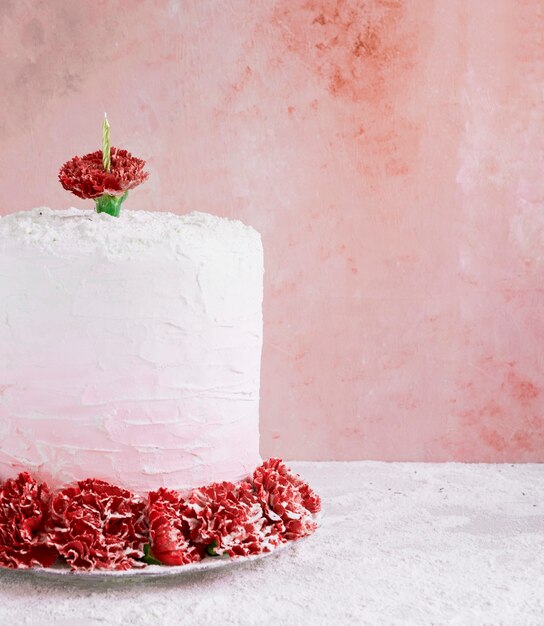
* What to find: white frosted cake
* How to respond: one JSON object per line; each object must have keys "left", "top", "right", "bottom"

{"left": 0, "top": 135, "right": 320, "bottom": 573}
{"left": 0, "top": 208, "right": 263, "bottom": 493}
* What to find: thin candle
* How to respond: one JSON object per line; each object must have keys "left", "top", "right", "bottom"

{"left": 102, "top": 113, "right": 111, "bottom": 172}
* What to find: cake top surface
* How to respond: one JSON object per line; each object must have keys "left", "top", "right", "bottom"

{"left": 0, "top": 208, "right": 261, "bottom": 258}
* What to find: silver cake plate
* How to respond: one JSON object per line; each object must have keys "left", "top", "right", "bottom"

{"left": 2, "top": 542, "right": 291, "bottom": 581}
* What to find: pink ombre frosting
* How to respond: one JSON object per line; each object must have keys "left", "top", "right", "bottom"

{"left": 0, "top": 208, "right": 263, "bottom": 493}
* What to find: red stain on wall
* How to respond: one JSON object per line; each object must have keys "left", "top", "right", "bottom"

{"left": 225, "top": 66, "right": 254, "bottom": 103}
{"left": 442, "top": 358, "right": 544, "bottom": 460}
{"left": 504, "top": 371, "right": 540, "bottom": 403}
{"left": 264, "top": 0, "right": 426, "bottom": 190}
{"left": 271, "top": 0, "right": 414, "bottom": 103}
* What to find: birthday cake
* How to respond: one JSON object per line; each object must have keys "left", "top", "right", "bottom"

{"left": 0, "top": 120, "right": 320, "bottom": 571}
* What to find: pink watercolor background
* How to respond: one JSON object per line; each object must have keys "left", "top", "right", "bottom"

{"left": 1, "top": 0, "right": 544, "bottom": 461}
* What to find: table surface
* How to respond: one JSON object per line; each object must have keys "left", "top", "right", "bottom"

{"left": 1, "top": 461, "right": 543, "bottom": 626}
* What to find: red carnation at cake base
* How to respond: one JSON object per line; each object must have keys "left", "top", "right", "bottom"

{"left": 0, "top": 473, "right": 57, "bottom": 569}
{"left": 0, "top": 460, "right": 320, "bottom": 572}
{"left": 253, "top": 458, "right": 321, "bottom": 540}
{"left": 148, "top": 488, "right": 202, "bottom": 566}
{"left": 182, "top": 480, "right": 284, "bottom": 558}
{"left": 46, "top": 479, "right": 148, "bottom": 571}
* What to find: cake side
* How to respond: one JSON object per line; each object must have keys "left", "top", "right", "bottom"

{"left": 0, "top": 208, "right": 263, "bottom": 493}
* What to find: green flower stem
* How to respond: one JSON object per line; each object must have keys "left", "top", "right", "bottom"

{"left": 95, "top": 191, "right": 128, "bottom": 217}
{"left": 140, "top": 543, "right": 162, "bottom": 566}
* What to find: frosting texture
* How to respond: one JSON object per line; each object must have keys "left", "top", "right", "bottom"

{"left": 0, "top": 208, "right": 263, "bottom": 492}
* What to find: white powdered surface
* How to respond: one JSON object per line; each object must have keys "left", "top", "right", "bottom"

{"left": 0, "top": 461, "right": 543, "bottom": 625}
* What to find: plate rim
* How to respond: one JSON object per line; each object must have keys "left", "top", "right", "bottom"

{"left": 0, "top": 540, "right": 293, "bottom": 580}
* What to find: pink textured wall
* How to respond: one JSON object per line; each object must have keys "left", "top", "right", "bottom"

{"left": 1, "top": 1, "right": 543, "bottom": 461}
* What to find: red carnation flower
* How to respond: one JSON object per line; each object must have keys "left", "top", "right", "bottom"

{"left": 46, "top": 479, "right": 147, "bottom": 571}
{"left": 58, "top": 148, "right": 148, "bottom": 200}
{"left": 253, "top": 459, "right": 321, "bottom": 541}
{"left": 0, "top": 472, "right": 57, "bottom": 569}
{"left": 147, "top": 488, "right": 202, "bottom": 566}
{"left": 184, "top": 480, "right": 283, "bottom": 557}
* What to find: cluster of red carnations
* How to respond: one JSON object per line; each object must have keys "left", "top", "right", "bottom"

{"left": 58, "top": 148, "right": 148, "bottom": 200}
{"left": 0, "top": 459, "right": 320, "bottom": 572}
